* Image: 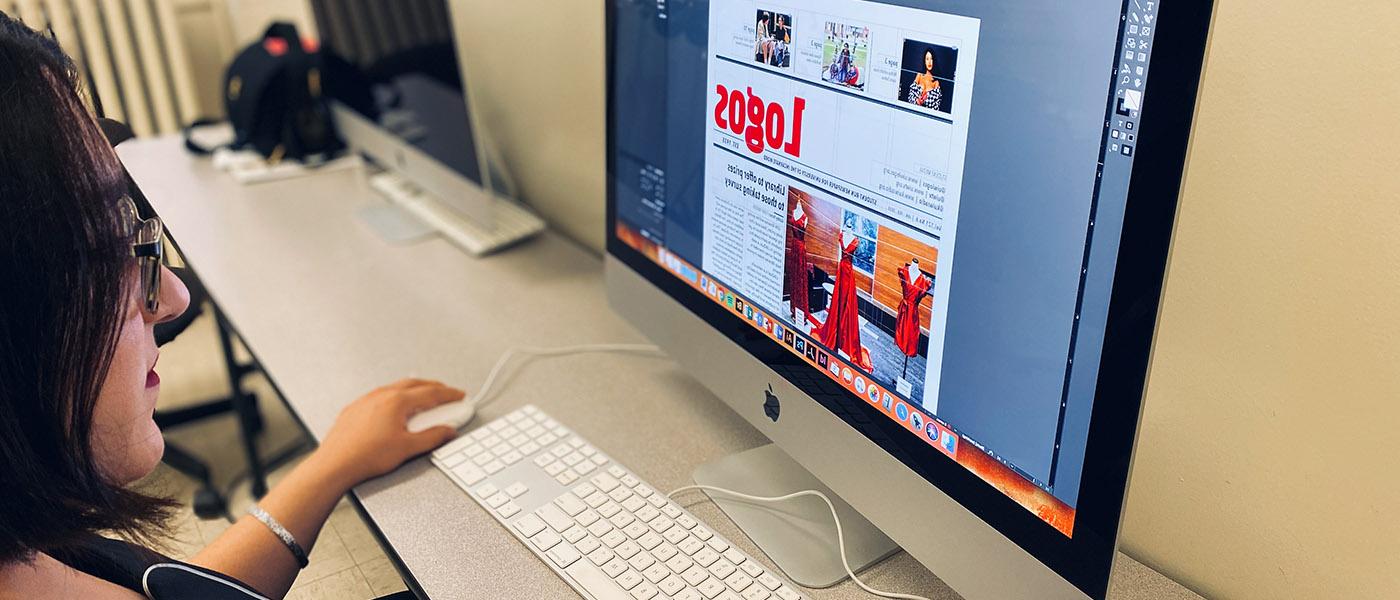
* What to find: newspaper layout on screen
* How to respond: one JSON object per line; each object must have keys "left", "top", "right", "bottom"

{"left": 702, "top": 0, "right": 980, "bottom": 415}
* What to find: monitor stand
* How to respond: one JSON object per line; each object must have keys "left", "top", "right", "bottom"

{"left": 692, "top": 444, "right": 900, "bottom": 588}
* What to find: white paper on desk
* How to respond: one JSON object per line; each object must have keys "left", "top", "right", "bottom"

{"left": 357, "top": 204, "right": 439, "bottom": 245}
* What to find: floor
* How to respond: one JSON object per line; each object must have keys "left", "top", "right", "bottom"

{"left": 132, "top": 303, "right": 407, "bottom": 600}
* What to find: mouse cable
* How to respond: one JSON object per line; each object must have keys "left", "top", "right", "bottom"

{"left": 668, "top": 484, "right": 932, "bottom": 600}
{"left": 474, "top": 344, "right": 665, "bottom": 409}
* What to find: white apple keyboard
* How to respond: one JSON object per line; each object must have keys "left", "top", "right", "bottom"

{"left": 368, "top": 171, "right": 544, "bottom": 256}
{"left": 431, "top": 405, "right": 806, "bottom": 600}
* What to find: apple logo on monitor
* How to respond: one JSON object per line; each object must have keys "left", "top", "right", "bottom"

{"left": 763, "top": 385, "right": 781, "bottom": 422}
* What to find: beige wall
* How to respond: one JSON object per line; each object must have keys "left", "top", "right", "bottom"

{"left": 217, "top": 1, "right": 1400, "bottom": 597}
{"left": 1119, "top": 0, "right": 1400, "bottom": 598}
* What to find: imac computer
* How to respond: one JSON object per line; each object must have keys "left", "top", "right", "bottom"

{"left": 309, "top": 0, "right": 544, "bottom": 255}
{"left": 606, "top": 1, "right": 1214, "bottom": 599}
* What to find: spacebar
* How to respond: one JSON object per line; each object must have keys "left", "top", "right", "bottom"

{"left": 563, "top": 561, "right": 629, "bottom": 600}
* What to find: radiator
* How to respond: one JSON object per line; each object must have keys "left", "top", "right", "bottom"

{"left": 4, "top": 0, "right": 204, "bottom": 136}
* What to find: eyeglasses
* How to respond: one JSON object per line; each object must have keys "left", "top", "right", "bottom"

{"left": 116, "top": 195, "right": 164, "bottom": 313}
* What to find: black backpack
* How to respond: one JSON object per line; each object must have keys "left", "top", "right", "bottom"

{"left": 185, "top": 22, "right": 343, "bottom": 164}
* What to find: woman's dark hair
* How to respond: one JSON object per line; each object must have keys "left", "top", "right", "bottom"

{"left": 0, "top": 12, "right": 174, "bottom": 564}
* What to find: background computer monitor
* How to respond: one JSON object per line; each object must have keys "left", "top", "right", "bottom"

{"left": 310, "top": 0, "right": 496, "bottom": 226}
{"left": 605, "top": 1, "right": 1214, "bottom": 599}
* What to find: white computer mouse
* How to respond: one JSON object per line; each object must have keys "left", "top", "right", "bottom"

{"left": 406, "top": 400, "right": 477, "bottom": 433}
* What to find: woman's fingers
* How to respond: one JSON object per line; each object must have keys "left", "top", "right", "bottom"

{"left": 399, "top": 383, "right": 467, "bottom": 413}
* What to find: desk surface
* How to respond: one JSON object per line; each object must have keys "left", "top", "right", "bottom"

{"left": 119, "top": 136, "right": 1199, "bottom": 600}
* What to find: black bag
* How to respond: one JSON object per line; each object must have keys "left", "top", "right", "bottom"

{"left": 185, "top": 22, "right": 343, "bottom": 164}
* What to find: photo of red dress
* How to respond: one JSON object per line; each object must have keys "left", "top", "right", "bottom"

{"left": 818, "top": 231, "right": 870, "bottom": 369}
{"left": 785, "top": 205, "right": 810, "bottom": 326}
{"left": 895, "top": 262, "right": 932, "bottom": 357}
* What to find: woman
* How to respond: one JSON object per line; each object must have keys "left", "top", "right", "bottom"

{"left": 906, "top": 49, "right": 943, "bottom": 111}
{"left": 817, "top": 227, "right": 869, "bottom": 369}
{"left": 0, "top": 14, "right": 460, "bottom": 599}
{"left": 756, "top": 13, "right": 775, "bottom": 65}
{"left": 785, "top": 203, "right": 810, "bottom": 328}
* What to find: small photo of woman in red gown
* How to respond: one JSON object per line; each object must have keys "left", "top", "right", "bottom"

{"left": 783, "top": 186, "right": 939, "bottom": 407}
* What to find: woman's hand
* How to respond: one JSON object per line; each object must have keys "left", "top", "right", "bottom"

{"left": 311, "top": 378, "right": 464, "bottom": 489}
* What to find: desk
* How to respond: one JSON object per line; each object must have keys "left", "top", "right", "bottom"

{"left": 118, "top": 136, "right": 1199, "bottom": 600}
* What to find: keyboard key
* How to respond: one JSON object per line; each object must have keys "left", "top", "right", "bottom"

{"left": 545, "top": 462, "right": 566, "bottom": 476}
{"left": 603, "top": 557, "right": 629, "bottom": 578}
{"left": 485, "top": 492, "right": 511, "bottom": 508}
{"left": 531, "top": 530, "right": 562, "bottom": 552}
{"left": 678, "top": 536, "right": 705, "bottom": 556}
{"left": 487, "top": 422, "right": 506, "bottom": 433}
{"left": 623, "top": 522, "right": 650, "bottom": 539}
{"left": 569, "top": 436, "right": 586, "bottom": 448}
{"left": 507, "top": 411, "right": 526, "bottom": 422}
{"left": 741, "top": 586, "right": 770, "bottom": 600}
{"left": 598, "top": 502, "right": 622, "bottom": 518}
{"left": 481, "top": 434, "right": 502, "bottom": 446}
{"left": 653, "top": 543, "right": 679, "bottom": 562}
{"left": 693, "top": 548, "right": 720, "bottom": 567}
{"left": 536, "top": 504, "right": 573, "bottom": 532}
{"left": 546, "top": 545, "right": 581, "bottom": 568}
{"left": 579, "top": 444, "right": 597, "bottom": 456}
{"left": 601, "top": 529, "right": 627, "bottom": 548}
{"left": 518, "top": 441, "right": 540, "bottom": 455}
{"left": 692, "top": 526, "right": 713, "bottom": 541}
{"left": 675, "top": 589, "right": 704, "bottom": 600}
{"left": 563, "top": 452, "right": 585, "bottom": 466}
{"left": 775, "top": 586, "right": 801, "bottom": 600}
{"left": 662, "top": 504, "right": 683, "bottom": 518}
{"left": 587, "top": 547, "right": 615, "bottom": 566}
{"left": 681, "top": 565, "right": 709, "bottom": 586}
{"left": 757, "top": 572, "right": 782, "bottom": 591}
{"left": 573, "top": 483, "right": 599, "bottom": 499}
{"left": 608, "top": 465, "right": 627, "bottom": 478}
{"left": 509, "top": 433, "right": 529, "bottom": 446}
{"left": 708, "top": 559, "right": 736, "bottom": 579}
{"left": 676, "top": 514, "right": 698, "bottom": 529}
{"left": 740, "top": 561, "right": 764, "bottom": 578}
{"left": 504, "top": 482, "right": 529, "bottom": 497}
{"left": 492, "top": 443, "right": 512, "bottom": 456}
{"left": 647, "top": 494, "right": 667, "bottom": 508}
{"left": 575, "top": 460, "right": 598, "bottom": 475}
{"left": 537, "top": 433, "right": 558, "bottom": 446}
{"left": 555, "top": 494, "right": 587, "bottom": 516}
{"left": 525, "top": 425, "right": 545, "bottom": 437}
{"left": 585, "top": 492, "right": 610, "bottom": 508}
{"left": 610, "top": 512, "right": 637, "bottom": 529}
{"left": 611, "top": 487, "right": 636, "bottom": 503}
{"left": 643, "top": 562, "right": 671, "bottom": 583}
{"left": 635, "top": 505, "right": 660, "bottom": 522}
{"left": 472, "top": 453, "right": 493, "bottom": 466}
{"left": 562, "top": 525, "right": 587, "bottom": 543}
{"left": 513, "top": 514, "right": 546, "bottom": 537}
{"left": 665, "top": 554, "right": 694, "bottom": 574}
{"left": 474, "top": 483, "right": 500, "bottom": 498}
{"left": 576, "top": 537, "right": 601, "bottom": 555}
{"left": 621, "top": 474, "right": 641, "bottom": 488}
{"left": 621, "top": 496, "right": 646, "bottom": 512}
{"left": 497, "top": 502, "right": 520, "bottom": 518}
{"left": 707, "top": 537, "right": 730, "bottom": 553}
{"left": 553, "top": 445, "right": 572, "bottom": 458}
{"left": 555, "top": 470, "right": 579, "bottom": 485}
{"left": 577, "top": 510, "right": 602, "bottom": 527}
{"left": 591, "top": 454, "right": 609, "bottom": 466}
{"left": 616, "top": 570, "right": 643, "bottom": 591}
{"left": 441, "top": 452, "right": 467, "bottom": 468}
{"left": 634, "top": 484, "right": 655, "bottom": 498}
{"left": 483, "top": 460, "right": 505, "bottom": 475}
{"left": 534, "top": 454, "right": 555, "bottom": 467}
{"left": 637, "top": 531, "right": 664, "bottom": 551}
{"left": 586, "top": 520, "right": 612, "bottom": 537}
{"left": 616, "top": 540, "right": 642, "bottom": 560}
{"left": 658, "top": 574, "right": 687, "bottom": 596}
{"left": 724, "top": 572, "right": 754, "bottom": 592}
{"left": 663, "top": 527, "right": 689, "bottom": 544}
{"left": 630, "top": 582, "right": 658, "bottom": 600}
{"left": 628, "top": 552, "right": 656, "bottom": 571}
{"left": 456, "top": 464, "right": 490, "bottom": 486}
{"left": 499, "top": 451, "right": 523, "bottom": 465}
{"left": 592, "top": 473, "right": 621, "bottom": 492}
{"left": 723, "top": 549, "right": 747, "bottom": 566}
{"left": 648, "top": 515, "right": 674, "bottom": 534}
{"left": 697, "top": 577, "right": 727, "bottom": 599}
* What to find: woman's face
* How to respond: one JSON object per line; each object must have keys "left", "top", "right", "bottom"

{"left": 90, "top": 266, "right": 190, "bottom": 484}
{"left": 925, "top": 51, "right": 934, "bottom": 72}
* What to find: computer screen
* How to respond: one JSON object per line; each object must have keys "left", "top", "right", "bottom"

{"left": 609, "top": 0, "right": 1170, "bottom": 537}
{"left": 311, "top": 0, "right": 482, "bottom": 186}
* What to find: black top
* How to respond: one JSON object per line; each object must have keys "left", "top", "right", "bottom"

{"left": 51, "top": 535, "right": 266, "bottom": 599}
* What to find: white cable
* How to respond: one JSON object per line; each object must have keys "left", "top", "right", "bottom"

{"left": 668, "top": 484, "right": 931, "bottom": 600}
{"left": 474, "top": 344, "right": 664, "bottom": 409}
